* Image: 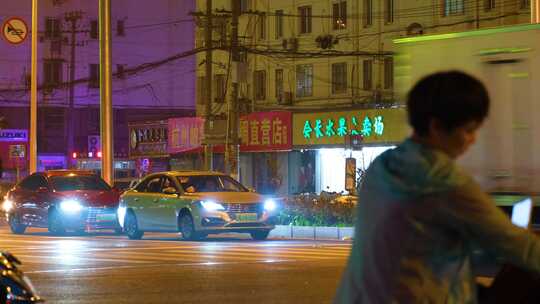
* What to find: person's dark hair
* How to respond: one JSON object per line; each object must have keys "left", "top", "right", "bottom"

{"left": 407, "top": 70, "right": 490, "bottom": 136}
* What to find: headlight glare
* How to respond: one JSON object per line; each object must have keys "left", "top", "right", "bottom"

{"left": 264, "top": 199, "right": 277, "bottom": 212}
{"left": 200, "top": 201, "right": 225, "bottom": 211}
{"left": 60, "top": 199, "right": 83, "bottom": 213}
{"left": 2, "top": 198, "right": 14, "bottom": 212}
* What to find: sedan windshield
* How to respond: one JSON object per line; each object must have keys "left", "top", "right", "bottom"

{"left": 50, "top": 175, "right": 111, "bottom": 192}
{"left": 176, "top": 175, "right": 247, "bottom": 193}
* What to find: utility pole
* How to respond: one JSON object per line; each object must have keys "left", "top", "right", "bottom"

{"left": 30, "top": 0, "right": 38, "bottom": 174}
{"left": 203, "top": 0, "right": 214, "bottom": 171}
{"left": 99, "top": 0, "right": 114, "bottom": 185}
{"left": 64, "top": 11, "right": 83, "bottom": 168}
{"left": 226, "top": 0, "right": 240, "bottom": 180}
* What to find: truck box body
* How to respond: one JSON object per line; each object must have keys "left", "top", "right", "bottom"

{"left": 394, "top": 24, "right": 540, "bottom": 193}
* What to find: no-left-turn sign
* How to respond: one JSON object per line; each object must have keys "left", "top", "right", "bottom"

{"left": 2, "top": 17, "right": 28, "bottom": 44}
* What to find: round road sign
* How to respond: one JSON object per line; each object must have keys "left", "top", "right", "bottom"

{"left": 2, "top": 17, "right": 28, "bottom": 45}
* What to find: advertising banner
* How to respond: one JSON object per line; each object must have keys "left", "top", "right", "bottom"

{"left": 168, "top": 117, "right": 204, "bottom": 154}
{"left": 239, "top": 111, "right": 292, "bottom": 152}
{"left": 293, "top": 108, "right": 409, "bottom": 147}
{"left": 128, "top": 121, "right": 168, "bottom": 158}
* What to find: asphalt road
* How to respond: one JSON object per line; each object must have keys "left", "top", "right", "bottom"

{"left": 0, "top": 227, "right": 351, "bottom": 304}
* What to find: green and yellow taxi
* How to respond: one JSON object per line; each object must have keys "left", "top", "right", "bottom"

{"left": 117, "top": 171, "right": 278, "bottom": 240}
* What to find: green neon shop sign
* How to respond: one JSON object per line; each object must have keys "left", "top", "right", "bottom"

{"left": 302, "top": 115, "right": 385, "bottom": 140}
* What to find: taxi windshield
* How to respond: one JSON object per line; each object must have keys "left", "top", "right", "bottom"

{"left": 176, "top": 175, "right": 247, "bottom": 193}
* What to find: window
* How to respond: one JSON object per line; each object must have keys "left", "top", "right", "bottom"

{"left": 385, "top": 0, "right": 394, "bottom": 23}
{"left": 117, "top": 20, "right": 125, "bottom": 36}
{"left": 19, "top": 174, "right": 46, "bottom": 191}
{"left": 275, "top": 69, "right": 284, "bottom": 99}
{"left": 90, "top": 20, "right": 98, "bottom": 39}
{"left": 521, "top": 0, "right": 530, "bottom": 8}
{"left": 258, "top": 15, "right": 266, "bottom": 40}
{"left": 197, "top": 76, "right": 207, "bottom": 104}
{"left": 116, "top": 64, "right": 125, "bottom": 79}
{"left": 296, "top": 64, "right": 313, "bottom": 97}
{"left": 484, "top": 0, "right": 495, "bottom": 10}
{"left": 275, "top": 10, "right": 284, "bottom": 39}
{"left": 444, "top": 0, "right": 464, "bottom": 15}
{"left": 43, "top": 59, "right": 63, "bottom": 87}
{"left": 333, "top": 1, "right": 347, "bottom": 30}
{"left": 298, "top": 6, "right": 312, "bottom": 34}
{"left": 384, "top": 58, "right": 393, "bottom": 89}
{"left": 364, "top": 0, "right": 373, "bottom": 26}
{"left": 214, "top": 74, "right": 226, "bottom": 103}
{"left": 254, "top": 70, "right": 266, "bottom": 100}
{"left": 332, "top": 63, "right": 347, "bottom": 94}
{"left": 363, "top": 60, "right": 372, "bottom": 90}
{"left": 240, "top": 0, "right": 250, "bottom": 13}
{"left": 89, "top": 63, "right": 99, "bottom": 88}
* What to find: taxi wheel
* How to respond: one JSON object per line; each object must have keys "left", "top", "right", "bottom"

{"left": 179, "top": 213, "right": 200, "bottom": 241}
{"left": 250, "top": 230, "right": 270, "bottom": 241}
{"left": 48, "top": 209, "right": 66, "bottom": 236}
{"left": 125, "top": 211, "right": 143, "bottom": 240}
{"left": 8, "top": 213, "right": 26, "bottom": 235}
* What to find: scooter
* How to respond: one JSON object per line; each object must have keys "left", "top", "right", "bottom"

{"left": 0, "top": 251, "right": 43, "bottom": 303}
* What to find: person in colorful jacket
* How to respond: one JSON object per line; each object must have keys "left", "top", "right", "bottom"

{"left": 334, "top": 70, "right": 540, "bottom": 303}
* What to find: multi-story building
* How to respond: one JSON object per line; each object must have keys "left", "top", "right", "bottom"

{"left": 195, "top": 0, "right": 530, "bottom": 194}
{"left": 0, "top": 0, "right": 196, "bottom": 181}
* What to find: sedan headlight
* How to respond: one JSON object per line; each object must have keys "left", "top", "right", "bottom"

{"left": 264, "top": 199, "right": 277, "bottom": 212}
{"left": 60, "top": 199, "right": 83, "bottom": 213}
{"left": 200, "top": 200, "right": 225, "bottom": 211}
{"left": 2, "top": 198, "right": 14, "bottom": 212}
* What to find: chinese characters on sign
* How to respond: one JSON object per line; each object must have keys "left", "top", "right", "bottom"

{"left": 302, "top": 115, "right": 385, "bottom": 140}
{"left": 168, "top": 117, "right": 204, "bottom": 154}
{"left": 239, "top": 111, "right": 292, "bottom": 152}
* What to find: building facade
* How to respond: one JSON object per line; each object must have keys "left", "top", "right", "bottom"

{"left": 0, "top": 0, "right": 196, "bottom": 181}
{"left": 195, "top": 0, "right": 530, "bottom": 194}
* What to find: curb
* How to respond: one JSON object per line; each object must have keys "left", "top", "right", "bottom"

{"left": 269, "top": 225, "right": 354, "bottom": 241}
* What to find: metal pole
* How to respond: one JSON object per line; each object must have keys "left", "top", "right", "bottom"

{"left": 532, "top": 0, "right": 540, "bottom": 23}
{"left": 99, "top": 0, "right": 113, "bottom": 185}
{"left": 29, "top": 0, "right": 38, "bottom": 174}
{"left": 204, "top": 0, "right": 214, "bottom": 171}
{"left": 226, "top": 0, "right": 240, "bottom": 180}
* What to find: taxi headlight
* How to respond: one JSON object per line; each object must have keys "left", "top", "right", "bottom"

{"left": 60, "top": 199, "right": 83, "bottom": 213}
{"left": 200, "top": 201, "right": 225, "bottom": 211}
{"left": 264, "top": 199, "right": 277, "bottom": 212}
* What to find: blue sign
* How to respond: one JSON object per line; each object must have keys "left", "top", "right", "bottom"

{"left": 0, "top": 129, "right": 28, "bottom": 142}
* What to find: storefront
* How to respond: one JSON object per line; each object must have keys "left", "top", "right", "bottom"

{"left": 0, "top": 129, "right": 28, "bottom": 183}
{"left": 292, "top": 108, "right": 409, "bottom": 194}
{"left": 128, "top": 120, "right": 170, "bottom": 177}
{"left": 238, "top": 111, "right": 292, "bottom": 195}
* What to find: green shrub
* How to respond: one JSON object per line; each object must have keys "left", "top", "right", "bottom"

{"left": 276, "top": 193, "right": 356, "bottom": 227}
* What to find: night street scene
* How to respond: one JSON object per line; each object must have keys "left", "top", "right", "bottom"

{"left": 2, "top": 0, "right": 540, "bottom": 303}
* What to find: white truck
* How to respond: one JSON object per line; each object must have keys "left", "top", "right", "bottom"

{"left": 393, "top": 23, "right": 540, "bottom": 194}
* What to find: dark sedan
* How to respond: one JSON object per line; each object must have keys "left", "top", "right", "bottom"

{"left": 3, "top": 170, "right": 121, "bottom": 235}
